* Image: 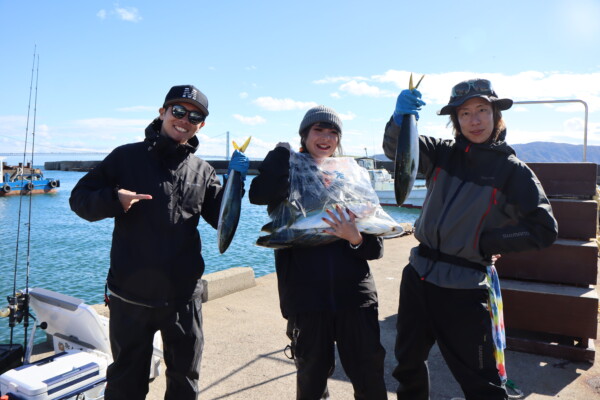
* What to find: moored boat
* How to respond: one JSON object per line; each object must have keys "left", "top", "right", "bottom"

{"left": 356, "top": 157, "right": 425, "bottom": 208}
{"left": 0, "top": 159, "right": 60, "bottom": 196}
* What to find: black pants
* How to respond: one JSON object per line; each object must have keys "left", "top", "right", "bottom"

{"left": 287, "top": 306, "right": 388, "bottom": 400}
{"left": 393, "top": 265, "right": 507, "bottom": 400}
{"left": 105, "top": 296, "right": 204, "bottom": 400}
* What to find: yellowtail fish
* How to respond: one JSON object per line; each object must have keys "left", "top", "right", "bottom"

{"left": 217, "top": 137, "right": 251, "bottom": 253}
{"left": 395, "top": 73, "right": 424, "bottom": 205}
{"left": 256, "top": 201, "right": 403, "bottom": 249}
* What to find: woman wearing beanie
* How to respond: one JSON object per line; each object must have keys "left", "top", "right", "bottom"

{"left": 250, "top": 105, "right": 388, "bottom": 399}
{"left": 383, "top": 79, "right": 558, "bottom": 400}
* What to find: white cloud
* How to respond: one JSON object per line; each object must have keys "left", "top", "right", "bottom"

{"left": 339, "top": 80, "right": 394, "bottom": 98}
{"left": 95, "top": 6, "right": 142, "bottom": 22}
{"left": 313, "top": 76, "right": 368, "bottom": 84}
{"left": 564, "top": 117, "right": 585, "bottom": 132}
{"left": 253, "top": 97, "right": 317, "bottom": 111}
{"left": 239, "top": 92, "right": 249, "bottom": 99}
{"left": 330, "top": 92, "right": 341, "bottom": 99}
{"left": 338, "top": 111, "right": 356, "bottom": 121}
{"left": 34, "top": 124, "right": 50, "bottom": 138}
{"left": 372, "top": 70, "right": 413, "bottom": 86}
{"left": 115, "top": 6, "right": 142, "bottom": 22}
{"left": 233, "top": 114, "right": 266, "bottom": 125}
{"left": 362, "top": 70, "right": 600, "bottom": 114}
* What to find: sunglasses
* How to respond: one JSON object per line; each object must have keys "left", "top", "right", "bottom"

{"left": 170, "top": 104, "right": 206, "bottom": 125}
{"left": 451, "top": 79, "right": 494, "bottom": 98}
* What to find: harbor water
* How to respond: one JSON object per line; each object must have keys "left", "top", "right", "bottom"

{"left": 0, "top": 161, "right": 421, "bottom": 345}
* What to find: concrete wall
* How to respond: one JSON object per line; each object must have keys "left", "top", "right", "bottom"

{"left": 43, "top": 160, "right": 600, "bottom": 183}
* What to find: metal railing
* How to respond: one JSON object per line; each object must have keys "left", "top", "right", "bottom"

{"left": 513, "top": 99, "right": 589, "bottom": 162}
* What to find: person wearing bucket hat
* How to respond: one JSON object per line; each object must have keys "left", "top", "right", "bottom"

{"left": 382, "top": 80, "right": 557, "bottom": 400}
{"left": 70, "top": 84, "right": 249, "bottom": 400}
{"left": 438, "top": 78, "right": 513, "bottom": 116}
{"left": 250, "top": 106, "right": 388, "bottom": 399}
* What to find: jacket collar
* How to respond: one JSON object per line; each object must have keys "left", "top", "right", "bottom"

{"left": 455, "top": 130, "right": 515, "bottom": 156}
{"left": 144, "top": 118, "right": 199, "bottom": 158}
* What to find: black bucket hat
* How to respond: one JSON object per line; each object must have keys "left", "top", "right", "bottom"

{"left": 438, "top": 79, "right": 513, "bottom": 115}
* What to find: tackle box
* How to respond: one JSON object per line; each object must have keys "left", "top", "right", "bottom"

{"left": 0, "top": 350, "right": 107, "bottom": 400}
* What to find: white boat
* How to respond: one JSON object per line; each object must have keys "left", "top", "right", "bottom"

{"left": 356, "top": 157, "right": 426, "bottom": 208}
{"left": 0, "top": 287, "right": 162, "bottom": 399}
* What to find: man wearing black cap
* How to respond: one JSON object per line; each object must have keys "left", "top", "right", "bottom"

{"left": 70, "top": 84, "right": 249, "bottom": 400}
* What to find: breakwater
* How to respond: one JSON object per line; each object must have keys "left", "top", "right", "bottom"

{"left": 44, "top": 160, "right": 265, "bottom": 175}
{"left": 44, "top": 159, "right": 398, "bottom": 176}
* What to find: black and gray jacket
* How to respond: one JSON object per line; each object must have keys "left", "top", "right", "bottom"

{"left": 249, "top": 147, "right": 383, "bottom": 318}
{"left": 70, "top": 118, "right": 224, "bottom": 306}
{"left": 383, "top": 117, "right": 558, "bottom": 288}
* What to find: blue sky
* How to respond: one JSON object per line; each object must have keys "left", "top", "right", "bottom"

{"left": 1, "top": 0, "right": 599, "bottom": 160}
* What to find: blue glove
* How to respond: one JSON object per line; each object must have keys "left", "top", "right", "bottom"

{"left": 393, "top": 89, "right": 426, "bottom": 125}
{"left": 227, "top": 149, "right": 249, "bottom": 181}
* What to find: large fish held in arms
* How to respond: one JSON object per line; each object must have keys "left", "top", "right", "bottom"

{"left": 217, "top": 137, "right": 251, "bottom": 253}
{"left": 394, "top": 73, "right": 424, "bottom": 205}
{"left": 257, "top": 200, "right": 404, "bottom": 249}
{"left": 255, "top": 152, "right": 404, "bottom": 249}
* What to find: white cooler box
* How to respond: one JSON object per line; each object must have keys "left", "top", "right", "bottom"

{"left": 0, "top": 350, "right": 107, "bottom": 400}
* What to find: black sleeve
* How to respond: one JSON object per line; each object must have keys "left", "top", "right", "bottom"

{"left": 382, "top": 116, "right": 398, "bottom": 160}
{"left": 249, "top": 147, "right": 290, "bottom": 210}
{"left": 349, "top": 234, "right": 384, "bottom": 261}
{"left": 200, "top": 167, "right": 226, "bottom": 229}
{"left": 69, "top": 150, "right": 125, "bottom": 222}
{"left": 479, "top": 163, "right": 558, "bottom": 256}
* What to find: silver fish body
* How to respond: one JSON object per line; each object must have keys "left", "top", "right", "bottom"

{"left": 394, "top": 114, "right": 420, "bottom": 205}
{"left": 217, "top": 170, "right": 243, "bottom": 253}
{"left": 256, "top": 202, "right": 403, "bottom": 249}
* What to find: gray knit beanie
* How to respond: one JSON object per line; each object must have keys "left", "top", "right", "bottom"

{"left": 299, "top": 105, "right": 343, "bottom": 134}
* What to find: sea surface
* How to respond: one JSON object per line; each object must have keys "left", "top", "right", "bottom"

{"left": 0, "top": 157, "right": 422, "bottom": 345}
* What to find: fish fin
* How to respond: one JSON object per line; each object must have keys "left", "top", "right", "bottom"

{"left": 408, "top": 73, "right": 425, "bottom": 91}
{"left": 239, "top": 136, "right": 252, "bottom": 152}
{"left": 232, "top": 137, "right": 252, "bottom": 153}
{"left": 261, "top": 221, "right": 274, "bottom": 233}
{"left": 414, "top": 74, "right": 425, "bottom": 89}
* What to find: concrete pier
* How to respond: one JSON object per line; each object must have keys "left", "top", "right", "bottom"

{"left": 115, "top": 235, "right": 600, "bottom": 398}
{"left": 31, "top": 234, "right": 600, "bottom": 399}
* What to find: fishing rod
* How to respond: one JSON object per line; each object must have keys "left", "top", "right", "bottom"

{"left": 22, "top": 51, "right": 40, "bottom": 362}
{"left": 2, "top": 47, "right": 38, "bottom": 368}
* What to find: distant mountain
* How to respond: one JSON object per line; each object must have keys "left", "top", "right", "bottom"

{"left": 372, "top": 142, "right": 600, "bottom": 165}
{"left": 510, "top": 142, "right": 600, "bottom": 164}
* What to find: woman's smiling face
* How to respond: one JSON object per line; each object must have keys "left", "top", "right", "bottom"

{"left": 305, "top": 123, "right": 340, "bottom": 160}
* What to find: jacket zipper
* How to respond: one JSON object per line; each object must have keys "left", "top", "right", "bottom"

{"left": 420, "top": 168, "right": 466, "bottom": 280}
{"left": 473, "top": 188, "right": 498, "bottom": 250}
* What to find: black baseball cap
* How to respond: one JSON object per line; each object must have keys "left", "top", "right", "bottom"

{"left": 163, "top": 85, "right": 209, "bottom": 116}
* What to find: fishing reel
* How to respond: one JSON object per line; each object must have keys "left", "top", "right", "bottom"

{"left": 0, "top": 291, "right": 29, "bottom": 328}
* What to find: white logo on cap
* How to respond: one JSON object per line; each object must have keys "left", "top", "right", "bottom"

{"left": 182, "top": 87, "right": 198, "bottom": 101}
